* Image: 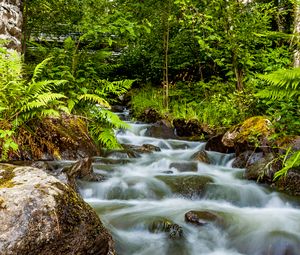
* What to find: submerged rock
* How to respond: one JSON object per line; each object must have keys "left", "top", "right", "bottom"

{"left": 149, "top": 218, "right": 183, "bottom": 239}
{"left": 156, "top": 175, "right": 213, "bottom": 197}
{"left": 122, "top": 144, "right": 161, "bottom": 154}
{"left": 184, "top": 210, "right": 223, "bottom": 227}
{"left": 169, "top": 162, "right": 198, "bottom": 172}
{"left": 0, "top": 164, "right": 115, "bottom": 255}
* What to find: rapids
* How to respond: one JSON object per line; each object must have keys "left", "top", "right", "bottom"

{"left": 79, "top": 112, "right": 300, "bottom": 255}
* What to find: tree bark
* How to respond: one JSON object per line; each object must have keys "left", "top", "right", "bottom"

{"left": 293, "top": 1, "right": 300, "bottom": 67}
{"left": 0, "top": 0, "right": 23, "bottom": 52}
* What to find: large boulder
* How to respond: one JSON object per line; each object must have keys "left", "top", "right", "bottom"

{"left": 222, "top": 116, "right": 274, "bottom": 155}
{"left": 0, "top": 164, "right": 115, "bottom": 255}
{"left": 137, "top": 108, "right": 162, "bottom": 123}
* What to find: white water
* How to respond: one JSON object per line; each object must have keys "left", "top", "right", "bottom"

{"left": 79, "top": 117, "right": 300, "bottom": 255}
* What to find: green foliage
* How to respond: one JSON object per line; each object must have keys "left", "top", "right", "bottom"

{"left": 257, "top": 68, "right": 300, "bottom": 100}
{"left": 0, "top": 130, "right": 18, "bottom": 160}
{"left": 274, "top": 148, "right": 300, "bottom": 180}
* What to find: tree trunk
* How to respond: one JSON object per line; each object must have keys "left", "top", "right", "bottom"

{"left": 0, "top": 0, "right": 23, "bottom": 52}
{"left": 162, "top": 0, "right": 171, "bottom": 110}
{"left": 293, "top": 1, "right": 300, "bottom": 67}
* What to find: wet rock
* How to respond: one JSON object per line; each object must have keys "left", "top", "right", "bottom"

{"left": 138, "top": 108, "right": 162, "bottom": 123}
{"left": 275, "top": 168, "right": 300, "bottom": 196}
{"left": 149, "top": 218, "right": 183, "bottom": 239}
{"left": 232, "top": 151, "right": 264, "bottom": 168}
{"left": 110, "top": 105, "right": 125, "bottom": 112}
{"left": 173, "top": 119, "right": 204, "bottom": 137}
{"left": 122, "top": 144, "right": 161, "bottom": 154}
{"left": 185, "top": 210, "right": 223, "bottom": 227}
{"left": 104, "top": 149, "right": 140, "bottom": 159}
{"left": 222, "top": 116, "right": 274, "bottom": 156}
{"left": 169, "top": 162, "right": 198, "bottom": 172}
{"left": 205, "top": 135, "right": 235, "bottom": 154}
{"left": 61, "top": 158, "right": 104, "bottom": 190}
{"left": 0, "top": 164, "right": 115, "bottom": 255}
{"left": 275, "top": 136, "right": 300, "bottom": 155}
{"left": 156, "top": 175, "right": 213, "bottom": 197}
{"left": 244, "top": 153, "right": 279, "bottom": 183}
{"left": 146, "top": 120, "right": 177, "bottom": 139}
{"left": 191, "top": 150, "right": 210, "bottom": 164}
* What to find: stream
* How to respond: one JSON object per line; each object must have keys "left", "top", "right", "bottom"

{"left": 78, "top": 111, "right": 300, "bottom": 255}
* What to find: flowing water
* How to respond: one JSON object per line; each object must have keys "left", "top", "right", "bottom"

{"left": 79, "top": 111, "right": 300, "bottom": 255}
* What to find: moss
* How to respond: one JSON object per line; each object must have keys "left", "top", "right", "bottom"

{"left": 237, "top": 116, "right": 273, "bottom": 143}
{"left": 0, "top": 164, "right": 16, "bottom": 188}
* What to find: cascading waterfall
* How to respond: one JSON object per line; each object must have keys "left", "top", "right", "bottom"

{"left": 79, "top": 111, "right": 300, "bottom": 255}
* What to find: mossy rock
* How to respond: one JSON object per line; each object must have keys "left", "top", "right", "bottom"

{"left": 222, "top": 116, "right": 274, "bottom": 155}
{"left": 156, "top": 175, "right": 213, "bottom": 197}
{"left": 0, "top": 164, "right": 115, "bottom": 255}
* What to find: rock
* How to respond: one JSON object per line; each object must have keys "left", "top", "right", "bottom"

{"left": 138, "top": 108, "right": 161, "bottom": 123}
{"left": 173, "top": 119, "right": 204, "bottom": 137}
{"left": 122, "top": 144, "right": 161, "bottom": 154}
{"left": 185, "top": 210, "right": 223, "bottom": 227}
{"left": 146, "top": 119, "right": 177, "bottom": 139}
{"left": 15, "top": 115, "right": 100, "bottom": 161}
{"left": 149, "top": 218, "right": 183, "bottom": 239}
{"left": 169, "top": 162, "right": 198, "bottom": 172}
{"left": 61, "top": 158, "right": 104, "bottom": 190}
{"left": 275, "top": 168, "right": 300, "bottom": 196}
{"left": 191, "top": 150, "right": 210, "bottom": 164}
{"left": 110, "top": 105, "right": 125, "bottom": 112}
{"left": 232, "top": 151, "right": 264, "bottom": 168}
{"left": 156, "top": 175, "right": 213, "bottom": 197}
{"left": 205, "top": 135, "right": 235, "bottom": 153}
{"left": 222, "top": 116, "right": 274, "bottom": 155}
{"left": 244, "top": 153, "right": 279, "bottom": 183}
{"left": 0, "top": 164, "right": 115, "bottom": 255}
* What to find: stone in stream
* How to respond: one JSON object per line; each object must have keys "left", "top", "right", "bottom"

{"left": 0, "top": 164, "right": 115, "bottom": 255}
{"left": 122, "top": 143, "right": 161, "bottom": 154}
{"left": 184, "top": 210, "right": 224, "bottom": 227}
{"left": 205, "top": 134, "right": 235, "bottom": 154}
{"left": 145, "top": 119, "right": 177, "bottom": 139}
{"left": 191, "top": 150, "right": 210, "bottom": 164}
{"left": 148, "top": 218, "right": 183, "bottom": 239}
{"left": 169, "top": 162, "right": 198, "bottom": 172}
{"left": 156, "top": 175, "right": 213, "bottom": 197}
{"left": 232, "top": 150, "right": 264, "bottom": 168}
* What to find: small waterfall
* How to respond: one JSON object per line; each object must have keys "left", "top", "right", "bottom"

{"left": 79, "top": 115, "right": 300, "bottom": 255}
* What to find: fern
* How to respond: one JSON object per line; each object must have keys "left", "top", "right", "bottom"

{"left": 274, "top": 149, "right": 300, "bottom": 180}
{"left": 257, "top": 68, "right": 300, "bottom": 100}
{"left": 78, "top": 93, "right": 111, "bottom": 108}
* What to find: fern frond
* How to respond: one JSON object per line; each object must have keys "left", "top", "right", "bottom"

{"left": 36, "top": 92, "right": 66, "bottom": 104}
{"left": 78, "top": 93, "right": 111, "bottom": 108}
{"left": 26, "top": 80, "right": 67, "bottom": 96}
{"left": 257, "top": 68, "right": 300, "bottom": 100}
{"left": 97, "top": 109, "right": 129, "bottom": 129}
{"left": 31, "top": 57, "right": 53, "bottom": 83}
{"left": 89, "top": 126, "right": 120, "bottom": 149}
